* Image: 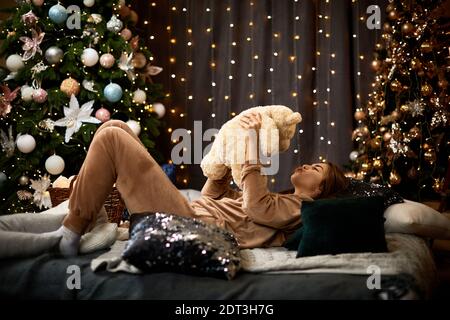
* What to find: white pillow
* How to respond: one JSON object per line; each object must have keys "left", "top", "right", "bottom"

{"left": 80, "top": 222, "right": 118, "bottom": 254}
{"left": 384, "top": 199, "right": 450, "bottom": 239}
{"left": 40, "top": 199, "right": 70, "bottom": 215}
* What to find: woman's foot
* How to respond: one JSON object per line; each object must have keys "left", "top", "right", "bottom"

{"left": 57, "top": 226, "right": 81, "bottom": 257}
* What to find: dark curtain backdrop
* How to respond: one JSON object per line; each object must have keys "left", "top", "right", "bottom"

{"left": 134, "top": 0, "right": 388, "bottom": 191}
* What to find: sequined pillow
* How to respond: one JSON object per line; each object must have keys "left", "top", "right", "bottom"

{"left": 336, "top": 178, "right": 404, "bottom": 209}
{"left": 122, "top": 212, "right": 241, "bottom": 280}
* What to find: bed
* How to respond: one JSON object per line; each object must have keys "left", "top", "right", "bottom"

{"left": 0, "top": 232, "right": 436, "bottom": 300}
{"left": 0, "top": 188, "right": 440, "bottom": 300}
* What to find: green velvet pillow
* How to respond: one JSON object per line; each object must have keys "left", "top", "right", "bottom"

{"left": 284, "top": 227, "right": 303, "bottom": 250}
{"left": 294, "top": 196, "right": 388, "bottom": 257}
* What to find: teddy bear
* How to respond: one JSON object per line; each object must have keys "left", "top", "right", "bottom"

{"left": 200, "top": 105, "right": 302, "bottom": 188}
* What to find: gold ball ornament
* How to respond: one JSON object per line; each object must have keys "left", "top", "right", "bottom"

{"left": 391, "top": 110, "right": 400, "bottom": 120}
{"left": 356, "top": 171, "right": 366, "bottom": 180}
{"left": 389, "top": 171, "right": 401, "bottom": 185}
{"left": 369, "top": 137, "right": 381, "bottom": 149}
{"left": 424, "top": 149, "right": 436, "bottom": 164}
{"left": 390, "top": 79, "right": 402, "bottom": 92}
{"left": 421, "top": 83, "right": 432, "bottom": 96}
{"left": 18, "top": 175, "right": 29, "bottom": 186}
{"left": 388, "top": 10, "right": 399, "bottom": 20}
{"left": 433, "top": 178, "right": 444, "bottom": 193}
{"left": 129, "top": 10, "right": 138, "bottom": 25}
{"left": 132, "top": 52, "right": 147, "bottom": 69}
{"left": 371, "top": 60, "right": 382, "bottom": 72}
{"left": 383, "top": 22, "right": 392, "bottom": 32}
{"left": 383, "top": 131, "right": 392, "bottom": 142}
{"left": 373, "top": 159, "right": 383, "bottom": 170}
{"left": 420, "top": 42, "right": 433, "bottom": 53}
{"left": 401, "top": 22, "right": 414, "bottom": 35}
{"left": 400, "top": 104, "right": 409, "bottom": 113}
{"left": 409, "top": 126, "right": 421, "bottom": 139}
{"left": 354, "top": 110, "right": 366, "bottom": 121}
{"left": 410, "top": 58, "right": 422, "bottom": 70}
{"left": 386, "top": 4, "right": 395, "bottom": 12}
{"left": 438, "top": 79, "right": 448, "bottom": 89}
{"left": 60, "top": 77, "right": 80, "bottom": 96}
{"left": 119, "top": 5, "right": 131, "bottom": 17}
{"left": 361, "top": 162, "right": 372, "bottom": 173}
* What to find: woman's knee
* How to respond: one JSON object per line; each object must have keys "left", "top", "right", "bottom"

{"left": 94, "top": 119, "right": 142, "bottom": 145}
{"left": 95, "top": 119, "right": 127, "bottom": 134}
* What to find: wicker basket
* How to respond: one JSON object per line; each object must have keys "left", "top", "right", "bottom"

{"left": 48, "top": 176, "right": 125, "bottom": 225}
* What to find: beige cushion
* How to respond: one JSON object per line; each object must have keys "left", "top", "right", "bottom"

{"left": 80, "top": 222, "right": 118, "bottom": 254}
{"left": 384, "top": 199, "right": 450, "bottom": 239}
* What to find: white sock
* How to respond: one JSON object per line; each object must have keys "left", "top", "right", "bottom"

{"left": 58, "top": 226, "right": 81, "bottom": 257}
{"left": 40, "top": 227, "right": 64, "bottom": 239}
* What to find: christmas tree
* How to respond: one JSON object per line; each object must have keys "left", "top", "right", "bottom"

{"left": 0, "top": 0, "right": 166, "bottom": 214}
{"left": 349, "top": 0, "right": 450, "bottom": 200}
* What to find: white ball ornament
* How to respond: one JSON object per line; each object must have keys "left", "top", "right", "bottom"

{"left": 132, "top": 89, "right": 146, "bottom": 104}
{"left": 100, "top": 53, "right": 115, "bottom": 68}
{"left": 349, "top": 151, "right": 359, "bottom": 162}
{"left": 16, "top": 134, "right": 36, "bottom": 153}
{"left": 6, "top": 54, "right": 25, "bottom": 72}
{"left": 81, "top": 48, "right": 99, "bottom": 67}
{"left": 45, "top": 154, "right": 65, "bottom": 175}
{"left": 21, "top": 85, "right": 34, "bottom": 102}
{"left": 126, "top": 120, "right": 141, "bottom": 136}
{"left": 83, "top": 0, "right": 95, "bottom": 7}
{"left": 152, "top": 102, "right": 166, "bottom": 119}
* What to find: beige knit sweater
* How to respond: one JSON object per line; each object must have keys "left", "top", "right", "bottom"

{"left": 190, "top": 164, "right": 313, "bottom": 249}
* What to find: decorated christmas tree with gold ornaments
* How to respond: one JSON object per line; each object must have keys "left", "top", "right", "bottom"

{"left": 349, "top": 0, "right": 450, "bottom": 200}
{"left": 0, "top": 0, "right": 166, "bottom": 214}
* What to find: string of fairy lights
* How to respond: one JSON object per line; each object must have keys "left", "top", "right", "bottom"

{"left": 292, "top": 0, "right": 300, "bottom": 159}
{"left": 147, "top": 0, "right": 375, "bottom": 187}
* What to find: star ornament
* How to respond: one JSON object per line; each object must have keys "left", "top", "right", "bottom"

{"left": 54, "top": 94, "right": 101, "bottom": 143}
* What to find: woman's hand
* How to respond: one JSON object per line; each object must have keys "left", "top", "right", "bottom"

{"left": 239, "top": 112, "right": 262, "bottom": 131}
{"left": 239, "top": 112, "right": 262, "bottom": 164}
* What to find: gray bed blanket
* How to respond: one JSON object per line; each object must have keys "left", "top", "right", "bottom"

{"left": 91, "top": 233, "right": 437, "bottom": 298}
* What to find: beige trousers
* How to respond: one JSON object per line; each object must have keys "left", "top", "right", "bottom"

{"left": 63, "top": 120, "right": 196, "bottom": 234}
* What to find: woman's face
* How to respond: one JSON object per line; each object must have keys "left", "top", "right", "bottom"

{"left": 290, "top": 163, "right": 329, "bottom": 198}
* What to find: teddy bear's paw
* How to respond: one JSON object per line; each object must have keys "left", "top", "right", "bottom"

{"left": 201, "top": 163, "right": 229, "bottom": 180}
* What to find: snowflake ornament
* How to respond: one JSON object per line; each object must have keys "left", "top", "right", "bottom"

{"left": 407, "top": 99, "right": 425, "bottom": 117}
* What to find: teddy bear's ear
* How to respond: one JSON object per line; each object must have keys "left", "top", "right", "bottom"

{"left": 285, "top": 112, "right": 302, "bottom": 125}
